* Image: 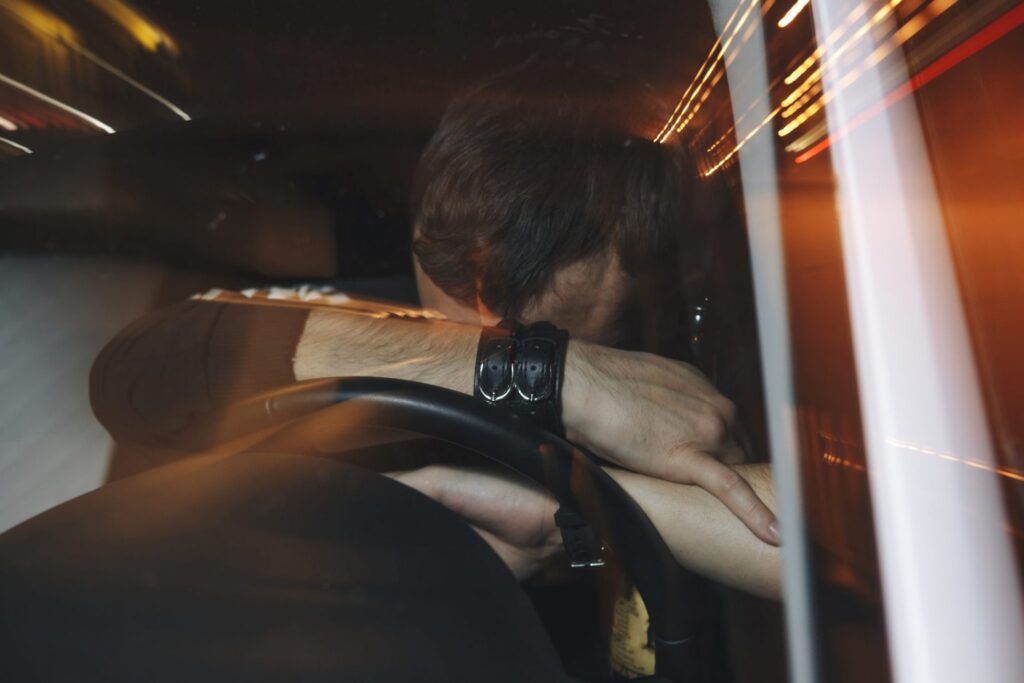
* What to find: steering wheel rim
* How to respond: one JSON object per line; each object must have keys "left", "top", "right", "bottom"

{"left": 226, "top": 376, "right": 704, "bottom": 681}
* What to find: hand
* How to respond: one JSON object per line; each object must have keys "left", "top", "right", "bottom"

{"left": 389, "top": 465, "right": 562, "bottom": 580}
{"left": 562, "top": 341, "right": 779, "bottom": 546}
{"left": 391, "top": 463, "right": 781, "bottom": 598}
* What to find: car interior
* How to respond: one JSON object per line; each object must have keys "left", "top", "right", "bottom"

{"left": 2, "top": 1, "right": 1022, "bottom": 682}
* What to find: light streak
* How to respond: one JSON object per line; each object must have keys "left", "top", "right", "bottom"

{"left": 0, "top": 115, "right": 17, "bottom": 131}
{"left": 703, "top": 105, "right": 782, "bottom": 176}
{"left": 673, "top": 69, "right": 726, "bottom": 133}
{"left": 779, "top": 0, "right": 911, "bottom": 141}
{"left": 822, "top": 451, "right": 867, "bottom": 472}
{"left": 778, "top": 0, "right": 812, "bottom": 28}
{"left": 785, "top": 54, "right": 818, "bottom": 85}
{"left": 782, "top": 71, "right": 820, "bottom": 108}
{"left": 782, "top": 0, "right": 901, "bottom": 110}
{"left": 784, "top": 120, "right": 828, "bottom": 152}
{"left": 60, "top": 40, "right": 190, "bottom": 121}
{"left": 886, "top": 438, "right": 1024, "bottom": 483}
{"left": 86, "top": 0, "right": 179, "bottom": 55}
{"left": 653, "top": 10, "right": 735, "bottom": 143}
{"left": 783, "top": 1, "right": 872, "bottom": 85}
{"left": 836, "top": 0, "right": 959, "bottom": 91}
{"left": 0, "top": 136, "right": 32, "bottom": 154}
{"left": 0, "top": 0, "right": 78, "bottom": 44}
{"left": 655, "top": 0, "right": 759, "bottom": 142}
{"left": 796, "top": 0, "right": 1022, "bottom": 163}
{"left": 782, "top": 80, "right": 823, "bottom": 117}
{"left": 2, "top": 1, "right": 189, "bottom": 122}
{"left": 779, "top": 97, "right": 825, "bottom": 136}
{"left": 675, "top": 0, "right": 761, "bottom": 134}
{"left": 0, "top": 72, "right": 115, "bottom": 133}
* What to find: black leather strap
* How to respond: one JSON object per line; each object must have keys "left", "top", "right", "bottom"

{"left": 473, "top": 320, "right": 569, "bottom": 437}
{"left": 509, "top": 321, "right": 568, "bottom": 436}
{"left": 473, "top": 323, "right": 519, "bottom": 403}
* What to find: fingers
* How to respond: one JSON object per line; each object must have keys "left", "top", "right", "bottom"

{"left": 676, "top": 454, "right": 780, "bottom": 546}
{"left": 718, "top": 440, "right": 748, "bottom": 466}
{"left": 390, "top": 465, "right": 560, "bottom": 549}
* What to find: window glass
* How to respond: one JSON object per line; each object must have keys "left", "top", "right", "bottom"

{"left": 910, "top": 0, "right": 1024, "bottom": 574}
{"left": 676, "top": 0, "right": 1022, "bottom": 679}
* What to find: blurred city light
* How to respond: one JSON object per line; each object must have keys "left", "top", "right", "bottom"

{"left": 0, "top": 135, "right": 32, "bottom": 153}
{"left": 778, "top": 0, "right": 811, "bottom": 28}
{"left": 0, "top": 71, "right": 115, "bottom": 133}
{"left": 87, "top": 0, "right": 179, "bottom": 55}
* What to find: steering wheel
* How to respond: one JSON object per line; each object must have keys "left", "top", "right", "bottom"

{"left": 227, "top": 377, "right": 706, "bottom": 681}
{"left": 0, "top": 377, "right": 705, "bottom": 682}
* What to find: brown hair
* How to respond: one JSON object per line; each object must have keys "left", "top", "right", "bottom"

{"left": 411, "top": 62, "right": 693, "bottom": 319}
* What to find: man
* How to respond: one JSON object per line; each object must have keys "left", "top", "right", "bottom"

{"left": 91, "top": 64, "right": 779, "bottom": 596}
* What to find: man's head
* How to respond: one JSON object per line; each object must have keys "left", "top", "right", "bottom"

{"left": 411, "top": 64, "right": 693, "bottom": 345}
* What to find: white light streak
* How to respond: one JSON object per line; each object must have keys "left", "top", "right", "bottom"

{"left": 778, "top": 0, "right": 812, "bottom": 28}
{"left": 0, "top": 72, "right": 115, "bottom": 133}
{"left": 0, "top": 135, "right": 32, "bottom": 154}
{"left": 0, "top": 115, "right": 17, "bottom": 131}
{"left": 60, "top": 39, "right": 190, "bottom": 121}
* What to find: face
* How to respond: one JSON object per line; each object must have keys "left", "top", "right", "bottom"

{"left": 414, "top": 249, "right": 632, "bottom": 346}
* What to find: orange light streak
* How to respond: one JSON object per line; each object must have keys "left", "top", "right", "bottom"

{"left": 782, "top": 0, "right": 902, "bottom": 111}
{"left": 886, "top": 438, "right": 1024, "bottom": 483}
{"left": 655, "top": 0, "right": 759, "bottom": 142}
{"left": 703, "top": 105, "right": 782, "bottom": 176}
{"left": 86, "top": 0, "right": 179, "bottom": 55}
{"left": 778, "top": 98, "right": 826, "bottom": 136}
{"left": 653, "top": 2, "right": 742, "bottom": 143}
{"left": 782, "top": 80, "right": 823, "bottom": 118}
{"left": 674, "top": 0, "right": 761, "bottom": 134}
{"left": 796, "top": 1, "right": 1023, "bottom": 163}
{"left": 779, "top": 0, "right": 913, "bottom": 140}
{"left": 822, "top": 451, "right": 867, "bottom": 472}
{"left": 782, "top": 0, "right": 873, "bottom": 86}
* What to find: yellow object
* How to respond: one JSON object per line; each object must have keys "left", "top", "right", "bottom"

{"left": 609, "top": 585, "right": 656, "bottom": 679}
{"left": 87, "top": 0, "right": 178, "bottom": 54}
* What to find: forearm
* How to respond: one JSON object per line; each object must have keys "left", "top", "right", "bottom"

{"left": 607, "top": 464, "right": 780, "bottom": 599}
{"left": 294, "top": 309, "right": 478, "bottom": 392}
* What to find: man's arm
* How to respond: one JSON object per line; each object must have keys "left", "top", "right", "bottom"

{"left": 392, "top": 463, "right": 779, "bottom": 599}
{"left": 297, "top": 307, "right": 777, "bottom": 545}
{"left": 295, "top": 308, "right": 478, "bottom": 391}
{"left": 92, "top": 299, "right": 777, "bottom": 544}
{"left": 606, "top": 464, "right": 779, "bottom": 598}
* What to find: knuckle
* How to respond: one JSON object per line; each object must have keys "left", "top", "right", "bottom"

{"left": 713, "top": 467, "right": 743, "bottom": 494}
{"left": 697, "top": 405, "right": 730, "bottom": 444}
{"left": 740, "top": 493, "right": 761, "bottom": 518}
{"left": 719, "top": 398, "right": 738, "bottom": 425}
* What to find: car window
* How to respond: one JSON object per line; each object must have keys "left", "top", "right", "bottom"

{"left": 676, "top": 0, "right": 1022, "bottom": 681}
